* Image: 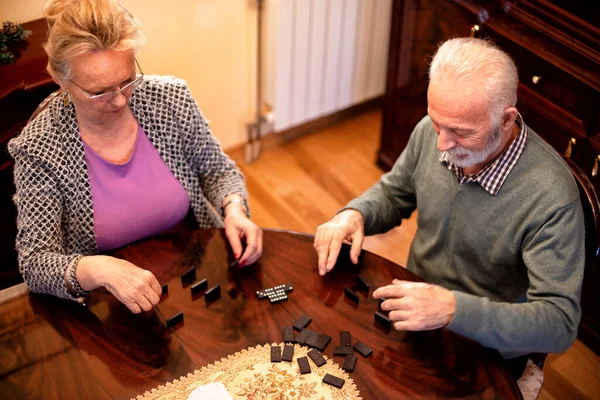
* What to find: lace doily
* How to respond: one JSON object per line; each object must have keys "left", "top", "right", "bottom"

{"left": 135, "top": 343, "right": 362, "bottom": 400}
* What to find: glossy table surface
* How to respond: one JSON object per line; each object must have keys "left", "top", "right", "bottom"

{"left": 0, "top": 228, "right": 522, "bottom": 399}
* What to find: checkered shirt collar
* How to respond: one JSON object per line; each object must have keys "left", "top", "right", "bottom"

{"left": 439, "top": 113, "right": 527, "bottom": 196}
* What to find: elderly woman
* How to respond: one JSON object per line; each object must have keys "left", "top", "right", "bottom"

{"left": 8, "top": 0, "right": 262, "bottom": 313}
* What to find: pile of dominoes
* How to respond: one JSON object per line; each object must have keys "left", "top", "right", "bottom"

{"left": 270, "top": 314, "right": 373, "bottom": 390}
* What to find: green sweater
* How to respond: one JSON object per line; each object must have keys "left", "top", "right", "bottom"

{"left": 347, "top": 116, "right": 584, "bottom": 358}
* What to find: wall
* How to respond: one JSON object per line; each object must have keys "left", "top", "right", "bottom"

{"left": 1, "top": 0, "right": 392, "bottom": 149}
{"left": 0, "top": 0, "right": 257, "bottom": 150}
{"left": 265, "top": 0, "right": 392, "bottom": 132}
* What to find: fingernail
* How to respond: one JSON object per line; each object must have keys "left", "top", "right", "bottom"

{"left": 234, "top": 253, "right": 240, "bottom": 259}
{"left": 239, "top": 261, "right": 246, "bottom": 267}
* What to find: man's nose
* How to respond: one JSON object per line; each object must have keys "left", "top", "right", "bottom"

{"left": 437, "top": 128, "right": 456, "bottom": 152}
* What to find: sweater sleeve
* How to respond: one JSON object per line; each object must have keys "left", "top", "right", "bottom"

{"left": 9, "top": 142, "right": 83, "bottom": 301}
{"left": 179, "top": 83, "right": 249, "bottom": 216}
{"left": 447, "top": 198, "right": 585, "bottom": 356}
{"left": 343, "top": 117, "right": 427, "bottom": 235}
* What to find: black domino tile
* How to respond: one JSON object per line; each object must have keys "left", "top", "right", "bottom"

{"left": 161, "top": 283, "right": 168, "bottom": 295}
{"left": 270, "top": 345, "right": 281, "bottom": 362}
{"left": 353, "top": 341, "right": 373, "bottom": 357}
{"left": 283, "top": 326, "right": 295, "bottom": 343}
{"left": 166, "top": 311, "right": 183, "bottom": 329}
{"left": 344, "top": 287, "right": 359, "bottom": 303}
{"left": 304, "top": 330, "right": 321, "bottom": 348}
{"left": 181, "top": 266, "right": 196, "bottom": 284}
{"left": 323, "top": 373, "right": 345, "bottom": 389}
{"left": 375, "top": 311, "right": 392, "bottom": 328}
{"left": 293, "top": 314, "right": 312, "bottom": 331}
{"left": 190, "top": 278, "right": 208, "bottom": 295}
{"left": 340, "top": 331, "right": 351, "bottom": 347}
{"left": 295, "top": 328, "right": 314, "bottom": 345}
{"left": 257, "top": 284, "right": 294, "bottom": 300}
{"left": 307, "top": 349, "right": 326, "bottom": 367}
{"left": 333, "top": 345, "right": 354, "bottom": 355}
{"left": 357, "top": 274, "right": 370, "bottom": 292}
{"left": 205, "top": 285, "right": 221, "bottom": 302}
{"left": 313, "top": 334, "right": 331, "bottom": 351}
{"left": 282, "top": 344, "right": 294, "bottom": 362}
{"left": 343, "top": 355, "right": 358, "bottom": 372}
{"left": 297, "top": 356, "right": 311, "bottom": 374}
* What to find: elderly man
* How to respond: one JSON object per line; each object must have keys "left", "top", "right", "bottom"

{"left": 314, "top": 37, "right": 584, "bottom": 379}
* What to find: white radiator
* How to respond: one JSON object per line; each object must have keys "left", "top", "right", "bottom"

{"left": 264, "top": 0, "right": 393, "bottom": 132}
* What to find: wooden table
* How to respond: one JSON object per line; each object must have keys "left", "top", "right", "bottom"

{"left": 0, "top": 228, "right": 522, "bottom": 399}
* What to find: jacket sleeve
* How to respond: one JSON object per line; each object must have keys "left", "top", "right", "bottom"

{"left": 9, "top": 141, "right": 83, "bottom": 301}
{"left": 177, "top": 83, "right": 249, "bottom": 216}
{"left": 447, "top": 198, "right": 585, "bottom": 356}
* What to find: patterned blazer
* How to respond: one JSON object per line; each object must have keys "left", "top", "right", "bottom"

{"left": 8, "top": 76, "right": 248, "bottom": 301}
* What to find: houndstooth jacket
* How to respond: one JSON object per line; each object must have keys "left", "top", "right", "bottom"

{"left": 8, "top": 75, "right": 248, "bottom": 301}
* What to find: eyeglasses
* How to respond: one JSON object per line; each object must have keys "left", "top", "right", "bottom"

{"left": 69, "top": 58, "right": 144, "bottom": 104}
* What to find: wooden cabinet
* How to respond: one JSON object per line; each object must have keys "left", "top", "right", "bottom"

{"left": 0, "top": 19, "right": 58, "bottom": 289}
{"left": 379, "top": 0, "right": 600, "bottom": 354}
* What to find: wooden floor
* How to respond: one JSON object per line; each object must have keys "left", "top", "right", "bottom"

{"left": 228, "top": 110, "right": 600, "bottom": 399}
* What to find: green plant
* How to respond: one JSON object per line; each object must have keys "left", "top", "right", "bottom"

{"left": 0, "top": 21, "right": 31, "bottom": 65}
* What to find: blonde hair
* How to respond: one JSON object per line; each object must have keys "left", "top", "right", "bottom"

{"left": 43, "top": 0, "right": 146, "bottom": 82}
{"left": 429, "top": 38, "right": 518, "bottom": 126}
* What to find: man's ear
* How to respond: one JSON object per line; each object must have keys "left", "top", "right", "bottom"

{"left": 502, "top": 107, "right": 519, "bottom": 132}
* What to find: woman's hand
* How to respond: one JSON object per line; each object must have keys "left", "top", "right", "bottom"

{"left": 76, "top": 255, "right": 162, "bottom": 313}
{"left": 223, "top": 202, "right": 263, "bottom": 267}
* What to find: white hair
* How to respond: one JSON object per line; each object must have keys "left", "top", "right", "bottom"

{"left": 429, "top": 37, "right": 518, "bottom": 127}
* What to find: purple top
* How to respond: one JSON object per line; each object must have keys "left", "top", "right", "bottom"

{"left": 83, "top": 125, "right": 190, "bottom": 251}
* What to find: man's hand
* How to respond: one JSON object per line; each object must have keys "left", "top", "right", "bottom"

{"left": 313, "top": 209, "right": 365, "bottom": 276}
{"left": 224, "top": 207, "right": 263, "bottom": 267}
{"left": 372, "top": 279, "right": 456, "bottom": 331}
{"left": 77, "top": 255, "right": 162, "bottom": 314}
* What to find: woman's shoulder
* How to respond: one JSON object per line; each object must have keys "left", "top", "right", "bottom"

{"left": 138, "top": 75, "right": 191, "bottom": 96}
{"left": 9, "top": 96, "right": 74, "bottom": 160}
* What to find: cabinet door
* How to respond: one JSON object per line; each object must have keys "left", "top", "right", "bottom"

{"left": 378, "top": 0, "right": 485, "bottom": 170}
{"left": 480, "top": 28, "right": 598, "bottom": 165}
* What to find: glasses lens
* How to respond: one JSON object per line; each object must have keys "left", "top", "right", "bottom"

{"left": 90, "top": 92, "right": 113, "bottom": 104}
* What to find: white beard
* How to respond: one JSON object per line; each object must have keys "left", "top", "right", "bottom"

{"left": 444, "top": 126, "right": 503, "bottom": 168}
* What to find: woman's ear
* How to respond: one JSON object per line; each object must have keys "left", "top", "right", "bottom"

{"left": 53, "top": 78, "right": 67, "bottom": 92}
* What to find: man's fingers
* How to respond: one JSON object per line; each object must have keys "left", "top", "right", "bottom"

{"left": 314, "top": 227, "right": 333, "bottom": 275}
{"left": 325, "top": 233, "right": 345, "bottom": 273}
{"left": 373, "top": 282, "right": 410, "bottom": 299}
{"left": 145, "top": 287, "right": 161, "bottom": 306}
{"left": 149, "top": 274, "right": 162, "bottom": 297}
{"left": 380, "top": 297, "right": 411, "bottom": 312}
{"left": 392, "top": 320, "right": 413, "bottom": 332}
{"left": 127, "top": 302, "right": 142, "bottom": 314}
{"left": 349, "top": 229, "right": 364, "bottom": 264}
{"left": 137, "top": 296, "right": 153, "bottom": 312}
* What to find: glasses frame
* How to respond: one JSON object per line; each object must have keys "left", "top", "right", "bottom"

{"left": 69, "top": 58, "right": 144, "bottom": 104}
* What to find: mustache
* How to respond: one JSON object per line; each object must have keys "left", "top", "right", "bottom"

{"left": 446, "top": 146, "right": 472, "bottom": 157}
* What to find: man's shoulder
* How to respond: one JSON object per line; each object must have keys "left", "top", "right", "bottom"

{"left": 513, "top": 125, "right": 579, "bottom": 203}
{"left": 407, "top": 115, "right": 437, "bottom": 150}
